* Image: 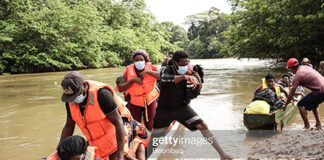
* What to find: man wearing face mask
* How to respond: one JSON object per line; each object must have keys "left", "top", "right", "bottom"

{"left": 59, "top": 71, "right": 125, "bottom": 160}
{"left": 118, "top": 49, "right": 160, "bottom": 131}
{"left": 146, "top": 51, "right": 231, "bottom": 159}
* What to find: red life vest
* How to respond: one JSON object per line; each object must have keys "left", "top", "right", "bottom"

{"left": 69, "top": 80, "right": 124, "bottom": 159}
{"left": 125, "top": 63, "right": 159, "bottom": 107}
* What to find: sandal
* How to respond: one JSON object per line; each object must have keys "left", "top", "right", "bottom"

{"left": 303, "top": 126, "right": 311, "bottom": 130}
{"left": 310, "top": 126, "right": 322, "bottom": 130}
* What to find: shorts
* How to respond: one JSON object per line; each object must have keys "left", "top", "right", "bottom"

{"left": 153, "top": 105, "right": 203, "bottom": 131}
{"left": 298, "top": 92, "right": 324, "bottom": 111}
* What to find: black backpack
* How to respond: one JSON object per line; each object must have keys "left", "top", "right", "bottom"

{"left": 252, "top": 88, "right": 284, "bottom": 111}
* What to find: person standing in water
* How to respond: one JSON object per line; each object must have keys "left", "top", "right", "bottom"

{"left": 301, "top": 58, "right": 313, "bottom": 68}
{"left": 284, "top": 58, "right": 324, "bottom": 130}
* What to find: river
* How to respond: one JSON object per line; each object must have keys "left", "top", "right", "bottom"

{"left": 0, "top": 58, "right": 323, "bottom": 159}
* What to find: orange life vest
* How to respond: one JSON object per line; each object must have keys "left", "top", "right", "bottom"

{"left": 125, "top": 63, "right": 159, "bottom": 107}
{"left": 121, "top": 105, "right": 148, "bottom": 157}
{"left": 125, "top": 121, "right": 148, "bottom": 158}
{"left": 46, "top": 146, "right": 96, "bottom": 160}
{"left": 118, "top": 99, "right": 133, "bottom": 122}
{"left": 69, "top": 80, "right": 125, "bottom": 159}
{"left": 127, "top": 137, "right": 145, "bottom": 158}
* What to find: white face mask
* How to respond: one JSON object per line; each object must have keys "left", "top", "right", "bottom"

{"left": 74, "top": 93, "right": 87, "bottom": 104}
{"left": 176, "top": 62, "right": 188, "bottom": 75}
{"left": 134, "top": 61, "right": 145, "bottom": 70}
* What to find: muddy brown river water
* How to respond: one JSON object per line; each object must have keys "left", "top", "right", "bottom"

{"left": 0, "top": 58, "right": 323, "bottom": 159}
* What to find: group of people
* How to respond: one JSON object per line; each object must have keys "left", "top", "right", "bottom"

{"left": 45, "top": 52, "right": 324, "bottom": 160}
{"left": 252, "top": 57, "right": 324, "bottom": 130}
{"left": 45, "top": 50, "right": 231, "bottom": 160}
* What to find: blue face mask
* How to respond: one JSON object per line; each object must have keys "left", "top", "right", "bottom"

{"left": 134, "top": 61, "right": 145, "bottom": 70}
{"left": 74, "top": 93, "right": 87, "bottom": 104}
{"left": 176, "top": 62, "right": 188, "bottom": 75}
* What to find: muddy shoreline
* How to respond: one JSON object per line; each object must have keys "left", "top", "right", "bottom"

{"left": 248, "top": 130, "right": 324, "bottom": 159}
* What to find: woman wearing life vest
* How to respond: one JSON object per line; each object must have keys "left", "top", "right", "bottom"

{"left": 118, "top": 49, "right": 160, "bottom": 131}
{"left": 255, "top": 73, "right": 288, "bottom": 100}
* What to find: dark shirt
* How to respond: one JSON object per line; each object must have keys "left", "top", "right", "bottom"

{"left": 65, "top": 88, "right": 117, "bottom": 118}
{"left": 159, "top": 65, "right": 187, "bottom": 108}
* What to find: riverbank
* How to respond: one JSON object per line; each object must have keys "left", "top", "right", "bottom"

{"left": 153, "top": 125, "right": 324, "bottom": 159}
{"left": 249, "top": 130, "right": 324, "bottom": 159}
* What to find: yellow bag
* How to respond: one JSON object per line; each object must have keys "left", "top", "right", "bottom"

{"left": 245, "top": 100, "right": 270, "bottom": 114}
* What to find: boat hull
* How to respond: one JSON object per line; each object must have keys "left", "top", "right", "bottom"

{"left": 244, "top": 102, "right": 298, "bottom": 130}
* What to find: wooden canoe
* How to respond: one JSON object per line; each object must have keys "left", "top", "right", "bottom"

{"left": 243, "top": 99, "right": 300, "bottom": 130}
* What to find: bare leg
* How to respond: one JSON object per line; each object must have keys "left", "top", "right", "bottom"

{"left": 195, "top": 122, "right": 231, "bottom": 159}
{"left": 312, "top": 108, "right": 321, "bottom": 128}
{"left": 146, "top": 127, "right": 168, "bottom": 158}
{"left": 136, "top": 144, "right": 146, "bottom": 160}
{"left": 298, "top": 106, "right": 310, "bottom": 129}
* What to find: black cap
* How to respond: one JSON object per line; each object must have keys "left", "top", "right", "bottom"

{"left": 61, "top": 71, "right": 84, "bottom": 102}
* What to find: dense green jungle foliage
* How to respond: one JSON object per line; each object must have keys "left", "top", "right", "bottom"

{"left": 1, "top": 0, "right": 323, "bottom": 74}
{"left": 0, "top": 0, "right": 179, "bottom": 73}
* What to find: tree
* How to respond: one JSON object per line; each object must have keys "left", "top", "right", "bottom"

{"left": 182, "top": 7, "right": 231, "bottom": 58}
{"left": 224, "top": 0, "right": 324, "bottom": 68}
{"left": 0, "top": 0, "right": 178, "bottom": 74}
{"left": 161, "top": 21, "right": 188, "bottom": 44}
